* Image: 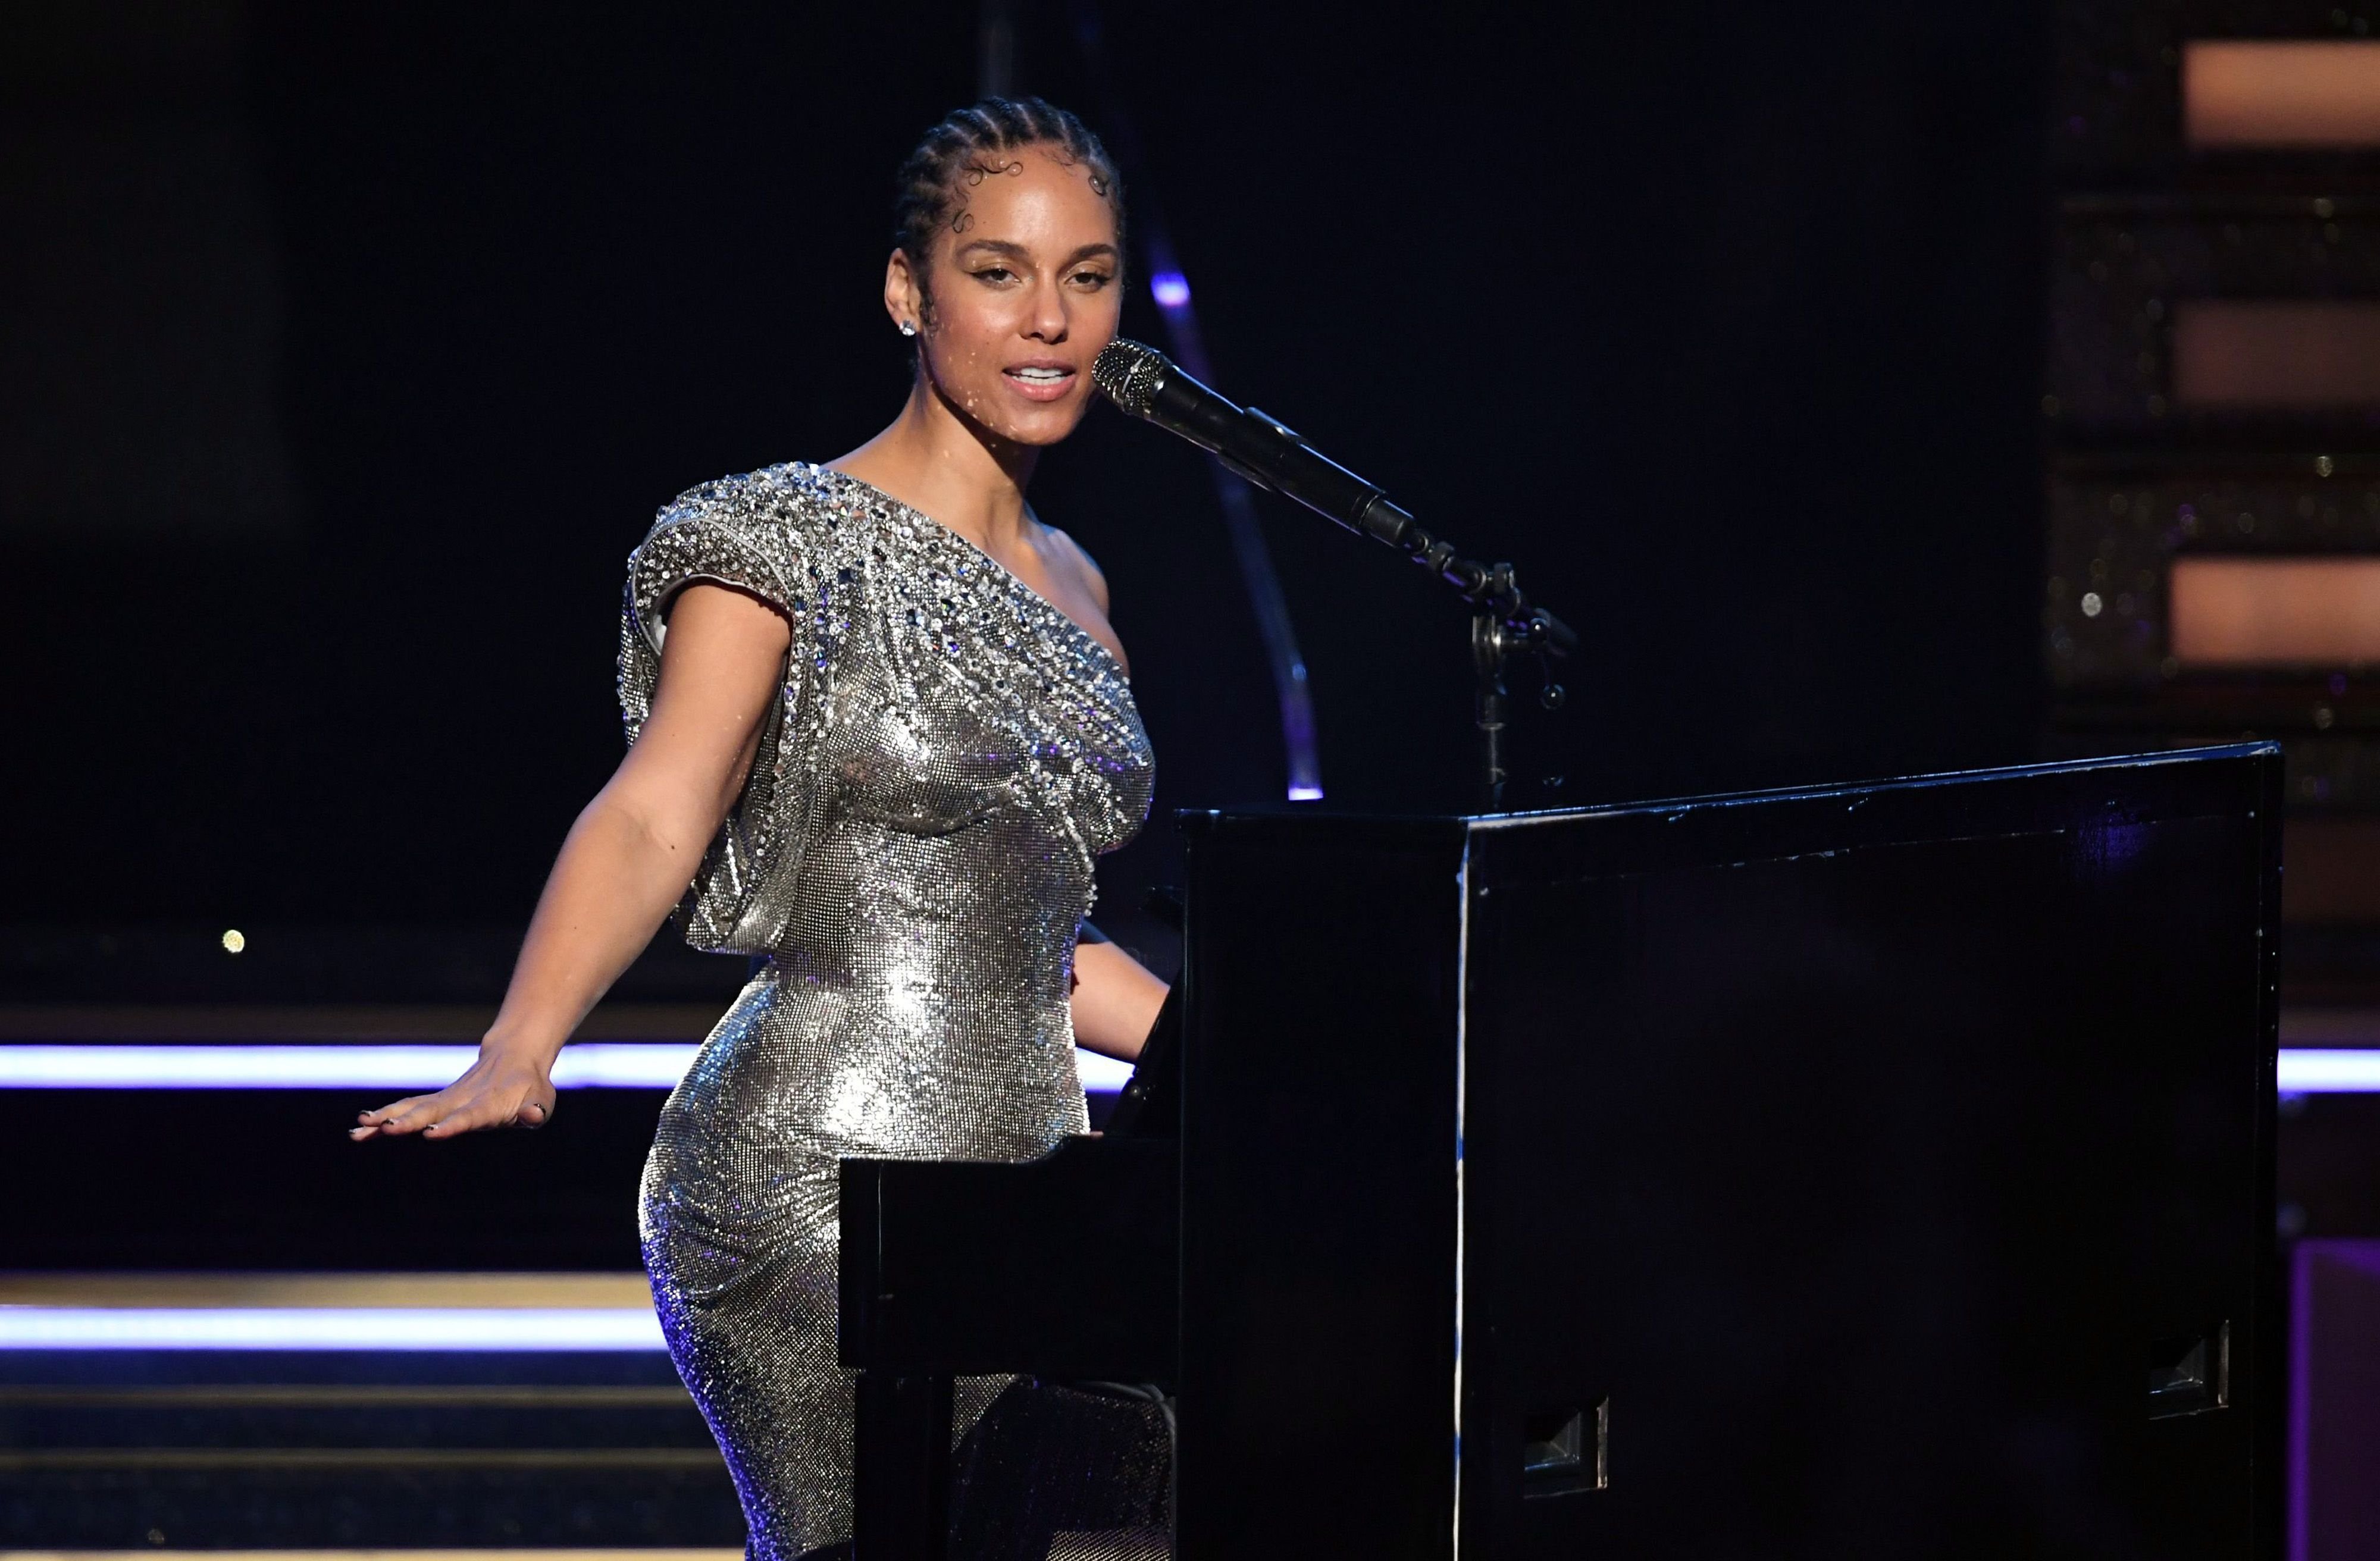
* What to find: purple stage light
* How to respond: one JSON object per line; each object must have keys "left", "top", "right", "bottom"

{"left": 2277, "top": 1049, "right": 2380, "bottom": 1092}
{"left": 0, "top": 1306, "right": 666, "bottom": 1351}
{"left": 0, "top": 1042, "right": 1138, "bottom": 1092}
{"left": 0, "top": 1044, "right": 2360, "bottom": 1093}
{"left": 2290, "top": 1239, "right": 2380, "bottom": 1557}
{"left": 1150, "top": 271, "right": 1191, "bottom": 309}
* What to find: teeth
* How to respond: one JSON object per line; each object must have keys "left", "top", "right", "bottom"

{"left": 1011, "top": 367, "right": 1067, "bottom": 381}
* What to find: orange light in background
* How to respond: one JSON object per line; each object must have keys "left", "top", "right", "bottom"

{"left": 2282, "top": 817, "right": 2380, "bottom": 921}
{"left": 2172, "top": 301, "right": 2380, "bottom": 409}
{"left": 2185, "top": 40, "right": 2380, "bottom": 148}
{"left": 2170, "top": 556, "right": 2380, "bottom": 666}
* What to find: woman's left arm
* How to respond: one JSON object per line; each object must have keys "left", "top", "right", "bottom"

{"left": 1072, "top": 938, "right": 1169, "bottom": 1061}
{"left": 1047, "top": 529, "right": 1166, "bottom": 1058}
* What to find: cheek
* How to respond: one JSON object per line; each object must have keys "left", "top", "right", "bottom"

{"left": 921, "top": 331, "right": 1010, "bottom": 416}
{"left": 927, "top": 330, "right": 1001, "bottom": 388}
{"left": 1085, "top": 287, "right": 1127, "bottom": 343}
{"left": 926, "top": 298, "right": 1011, "bottom": 363}
{"left": 935, "top": 281, "right": 1018, "bottom": 334}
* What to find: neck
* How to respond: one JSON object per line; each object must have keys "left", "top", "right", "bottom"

{"left": 834, "top": 371, "right": 1039, "bottom": 550}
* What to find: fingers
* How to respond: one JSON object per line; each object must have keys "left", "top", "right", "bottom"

{"left": 418, "top": 1092, "right": 516, "bottom": 1137}
{"left": 351, "top": 1084, "right": 553, "bottom": 1140}
{"left": 353, "top": 1083, "right": 477, "bottom": 1139}
{"left": 349, "top": 1059, "right": 555, "bottom": 1142}
{"left": 350, "top": 1093, "right": 435, "bottom": 1140}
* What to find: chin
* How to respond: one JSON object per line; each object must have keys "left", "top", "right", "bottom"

{"left": 988, "top": 403, "right": 1092, "bottom": 448}
{"left": 937, "top": 374, "right": 1092, "bottom": 449}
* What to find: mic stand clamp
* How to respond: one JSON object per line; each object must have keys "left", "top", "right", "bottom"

{"left": 1470, "top": 587, "right": 1564, "bottom": 811}
{"left": 1355, "top": 506, "right": 1571, "bottom": 811}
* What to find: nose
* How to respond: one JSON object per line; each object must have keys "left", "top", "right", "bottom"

{"left": 1024, "top": 274, "right": 1069, "bottom": 344}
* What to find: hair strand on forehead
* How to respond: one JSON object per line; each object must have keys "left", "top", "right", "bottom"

{"left": 893, "top": 96, "right": 1126, "bottom": 317}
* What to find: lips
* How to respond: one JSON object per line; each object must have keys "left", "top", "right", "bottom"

{"left": 1001, "top": 362, "right": 1078, "bottom": 403}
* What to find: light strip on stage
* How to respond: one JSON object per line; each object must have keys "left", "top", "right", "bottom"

{"left": 2276, "top": 1049, "right": 2380, "bottom": 1093}
{"left": 0, "top": 1307, "right": 666, "bottom": 1351}
{"left": 0, "top": 1043, "right": 693, "bottom": 1089}
{"left": 0, "top": 1042, "right": 1139, "bottom": 1093}
{"left": 0, "top": 1043, "right": 2359, "bottom": 1094}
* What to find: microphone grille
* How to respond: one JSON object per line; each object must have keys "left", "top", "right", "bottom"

{"left": 1092, "top": 338, "right": 1169, "bottom": 416}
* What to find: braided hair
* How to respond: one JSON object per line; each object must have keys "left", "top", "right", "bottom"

{"left": 892, "top": 97, "right": 1125, "bottom": 319}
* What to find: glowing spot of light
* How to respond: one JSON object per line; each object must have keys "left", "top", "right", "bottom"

{"left": 1150, "top": 271, "right": 1191, "bottom": 309}
{"left": 221, "top": 929, "right": 245, "bottom": 954}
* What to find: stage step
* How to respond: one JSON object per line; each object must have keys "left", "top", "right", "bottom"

{"left": 0, "top": 1350, "right": 742, "bottom": 1547}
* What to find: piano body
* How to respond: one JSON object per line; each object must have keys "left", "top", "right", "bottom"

{"left": 841, "top": 746, "right": 2282, "bottom": 1559}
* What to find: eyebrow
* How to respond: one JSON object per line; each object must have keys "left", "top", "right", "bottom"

{"left": 955, "top": 239, "right": 1121, "bottom": 265}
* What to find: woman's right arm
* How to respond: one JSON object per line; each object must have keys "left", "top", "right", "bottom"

{"left": 352, "top": 582, "right": 793, "bottom": 1141}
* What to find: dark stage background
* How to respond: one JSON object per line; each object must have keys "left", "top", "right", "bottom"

{"left": 4, "top": 1, "right": 2050, "bottom": 959}
{"left": 45, "top": 8, "right": 2380, "bottom": 1552}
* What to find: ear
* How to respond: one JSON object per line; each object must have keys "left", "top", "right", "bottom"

{"left": 884, "top": 248, "right": 923, "bottom": 334}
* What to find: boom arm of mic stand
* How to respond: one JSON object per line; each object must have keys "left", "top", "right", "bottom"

{"left": 1348, "top": 492, "right": 1579, "bottom": 657}
{"left": 1103, "top": 336, "right": 1576, "bottom": 806}
{"left": 1228, "top": 408, "right": 1580, "bottom": 658}
{"left": 1226, "top": 408, "right": 1576, "bottom": 808}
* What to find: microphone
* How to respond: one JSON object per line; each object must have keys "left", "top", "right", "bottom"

{"left": 1091, "top": 337, "right": 1414, "bottom": 548}
{"left": 1091, "top": 338, "right": 1576, "bottom": 656}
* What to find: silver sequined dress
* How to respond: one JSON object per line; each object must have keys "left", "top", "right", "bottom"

{"left": 618, "top": 464, "right": 1163, "bottom": 1559}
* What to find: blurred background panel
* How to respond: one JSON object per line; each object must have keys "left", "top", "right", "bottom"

{"left": 2185, "top": 39, "right": 2380, "bottom": 148}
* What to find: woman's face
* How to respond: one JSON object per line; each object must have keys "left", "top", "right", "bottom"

{"left": 890, "top": 145, "right": 1122, "bottom": 447}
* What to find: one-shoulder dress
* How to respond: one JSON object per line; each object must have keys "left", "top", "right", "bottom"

{"left": 618, "top": 464, "right": 1169, "bottom": 1560}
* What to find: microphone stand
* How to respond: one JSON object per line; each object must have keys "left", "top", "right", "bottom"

{"left": 1198, "top": 405, "right": 1580, "bottom": 812}
{"left": 1342, "top": 503, "right": 1574, "bottom": 811}
{"left": 1094, "top": 341, "right": 1577, "bottom": 808}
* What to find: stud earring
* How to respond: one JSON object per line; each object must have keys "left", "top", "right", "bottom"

{"left": 898, "top": 320, "right": 917, "bottom": 337}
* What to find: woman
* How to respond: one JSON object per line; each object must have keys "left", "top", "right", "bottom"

{"left": 353, "top": 98, "right": 1173, "bottom": 1559}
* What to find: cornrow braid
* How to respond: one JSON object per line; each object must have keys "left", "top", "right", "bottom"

{"left": 892, "top": 96, "right": 1125, "bottom": 319}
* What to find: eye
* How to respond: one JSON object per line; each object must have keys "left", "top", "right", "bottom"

{"left": 1070, "top": 269, "right": 1114, "bottom": 290}
{"left": 971, "top": 265, "right": 1017, "bottom": 285}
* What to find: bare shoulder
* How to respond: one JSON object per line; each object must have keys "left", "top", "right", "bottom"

{"left": 1035, "top": 521, "right": 1112, "bottom": 614}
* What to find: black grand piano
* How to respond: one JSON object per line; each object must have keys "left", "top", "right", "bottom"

{"left": 840, "top": 747, "right": 2282, "bottom": 1559}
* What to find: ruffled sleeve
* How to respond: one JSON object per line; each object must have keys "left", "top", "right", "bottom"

{"left": 625, "top": 498, "right": 803, "bottom": 660}
{"left": 618, "top": 475, "right": 814, "bottom": 742}
{"left": 615, "top": 472, "right": 822, "bottom": 954}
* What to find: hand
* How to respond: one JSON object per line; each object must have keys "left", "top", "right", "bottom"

{"left": 350, "top": 1047, "right": 557, "bottom": 1140}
